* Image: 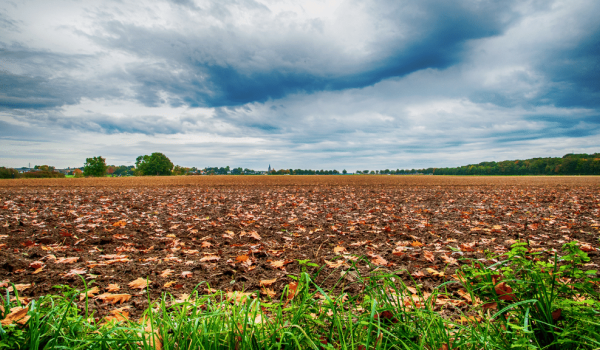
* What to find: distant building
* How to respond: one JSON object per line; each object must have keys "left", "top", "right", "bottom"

{"left": 268, "top": 164, "right": 271, "bottom": 173}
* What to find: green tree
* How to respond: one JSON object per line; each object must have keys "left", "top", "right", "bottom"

{"left": 136, "top": 153, "right": 174, "bottom": 176}
{"left": 83, "top": 156, "right": 107, "bottom": 177}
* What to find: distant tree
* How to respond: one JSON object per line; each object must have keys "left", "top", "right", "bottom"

{"left": 34, "top": 165, "right": 54, "bottom": 171}
{"left": 342, "top": 169, "right": 347, "bottom": 174}
{"left": 83, "top": 156, "right": 107, "bottom": 177}
{"left": 73, "top": 169, "right": 84, "bottom": 178}
{"left": 0, "top": 167, "right": 19, "bottom": 179}
{"left": 136, "top": 153, "right": 174, "bottom": 176}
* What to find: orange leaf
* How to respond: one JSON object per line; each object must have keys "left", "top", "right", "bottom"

{"left": 160, "top": 269, "right": 174, "bottom": 278}
{"left": 236, "top": 255, "right": 249, "bottom": 263}
{"left": 1, "top": 307, "right": 29, "bottom": 326}
{"left": 181, "top": 271, "right": 192, "bottom": 278}
{"left": 261, "top": 287, "right": 276, "bottom": 298}
{"left": 163, "top": 281, "right": 176, "bottom": 288}
{"left": 423, "top": 251, "right": 435, "bottom": 263}
{"left": 128, "top": 278, "right": 150, "bottom": 290}
{"left": 106, "top": 283, "right": 120, "bottom": 292}
{"left": 411, "top": 241, "right": 424, "bottom": 247}
{"left": 260, "top": 278, "right": 277, "bottom": 287}
{"left": 96, "top": 293, "right": 132, "bottom": 304}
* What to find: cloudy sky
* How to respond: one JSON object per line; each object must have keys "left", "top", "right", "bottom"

{"left": 1, "top": 0, "right": 599, "bottom": 170}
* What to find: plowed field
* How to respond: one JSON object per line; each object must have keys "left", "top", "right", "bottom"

{"left": 1, "top": 175, "right": 599, "bottom": 318}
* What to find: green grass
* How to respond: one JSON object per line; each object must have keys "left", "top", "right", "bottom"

{"left": 1, "top": 242, "right": 599, "bottom": 349}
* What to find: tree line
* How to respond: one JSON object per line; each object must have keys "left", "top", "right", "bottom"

{"left": 1, "top": 152, "right": 599, "bottom": 179}
{"left": 414, "top": 153, "right": 600, "bottom": 176}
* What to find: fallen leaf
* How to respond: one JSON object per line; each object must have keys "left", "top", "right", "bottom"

{"left": 8, "top": 283, "right": 32, "bottom": 292}
{"left": 261, "top": 287, "right": 276, "bottom": 298}
{"left": 96, "top": 293, "right": 132, "bottom": 304}
{"left": 441, "top": 255, "right": 459, "bottom": 266}
{"left": 79, "top": 286, "right": 100, "bottom": 301}
{"left": 29, "top": 261, "right": 45, "bottom": 269}
{"left": 325, "top": 260, "right": 348, "bottom": 269}
{"left": 333, "top": 246, "right": 347, "bottom": 254}
{"left": 55, "top": 257, "right": 79, "bottom": 264}
{"left": 201, "top": 241, "right": 213, "bottom": 248}
{"left": 227, "top": 291, "right": 252, "bottom": 304}
{"left": 423, "top": 251, "right": 435, "bottom": 263}
{"left": 160, "top": 269, "right": 174, "bottom": 278}
{"left": 411, "top": 241, "right": 424, "bottom": 248}
{"left": 104, "top": 307, "right": 130, "bottom": 323}
{"left": 426, "top": 268, "right": 444, "bottom": 277}
{"left": 163, "top": 281, "right": 176, "bottom": 288}
{"left": 199, "top": 254, "right": 220, "bottom": 262}
{"left": 495, "top": 282, "right": 515, "bottom": 301}
{"left": 236, "top": 255, "right": 249, "bottom": 263}
{"left": 106, "top": 284, "right": 120, "bottom": 292}
{"left": 128, "top": 278, "right": 150, "bottom": 290}
{"left": 113, "top": 221, "right": 127, "bottom": 227}
{"left": 181, "top": 271, "right": 192, "bottom": 278}
{"left": 270, "top": 260, "right": 286, "bottom": 269}
{"left": 260, "top": 278, "right": 277, "bottom": 287}
{"left": 1, "top": 307, "right": 29, "bottom": 326}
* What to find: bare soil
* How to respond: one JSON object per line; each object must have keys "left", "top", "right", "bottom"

{"left": 1, "top": 175, "right": 599, "bottom": 319}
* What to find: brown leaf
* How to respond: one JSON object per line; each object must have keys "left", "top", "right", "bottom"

{"left": 113, "top": 221, "right": 127, "bottom": 227}
{"left": 106, "top": 283, "right": 120, "bottom": 292}
{"left": 181, "top": 271, "right": 192, "bottom": 278}
{"left": 199, "top": 254, "right": 220, "bottom": 262}
{"left": 201, "top": 241, "right": 213, "bottom": 248}
{"left": 368, "top": 254, "right": 388, "bottom": 266}
{"left": 160, "top": 269, "right": 174, "bottom": 278}
{"left": 29, "top": 261, "right": 45, "bottom": 269}
{"left": 552, "top": 308, "right": 562, "bottom": 321}
{"left": 333, "top": 246, "right": 347, "bottom": 254}
{"left": 423, "top": 251, "right": 435, "bottom": 263}
{"left": 411, "top": 241, "right": 424, "bottom": 247}
{"left": 128, "top": 278, "right": 150, "bottom": 290}
{"left": 261, "top": 287, "right": 276, "bottom": 298}
{"left": 426, "top": 268, "right": 444, "bottom": 277}
{"left": 495, "top": 282, "right": 515, "bottom": 301}
{"left": 236, "top": 255, "right": 249, "bottom": 263}
{"left": 260, "top": 278, "right": 277, "bottom": 287}
{"left": 270, "top": 260, "right": 286, "bottom": 269}
{"left": 96, "top": 293, "right": 132, "bottom": 304}
{"left": 325, "top": 260, "right": 348, "bottom": 269}
{"left": 163, "top": 281, "right": 176, "bottom": 288}
{"left": 1, "top": 307, "right": 29, "bottom": 326}
{"left": 55, "top": 257, "right": 79, "bottom": 264}
{"left": 8, "top": 283, "right": 32, "bottom": 292}
{"left": 79, "top": 286, "right": 100, "bottom": 301}
{"left": 441, "top": 255, "right": 459, "bottom": 266}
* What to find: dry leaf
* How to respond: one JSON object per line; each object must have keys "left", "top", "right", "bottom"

{"left": 199, "top": 254, "right": 220, "bottom": 262}
{"left": 181, "top": 271, "right": 192, "bottom": 278}
{"left": 426, "top": 268, "right": 444, "bottom": 277}
{"left": 1, "top": 307, "right": 29, "bottom": 326}
{"left": 128, "top": 278, "right": 150, "bottom": 290}
{"left": 495, "top": 282, "right": 515, "bottom": 301}
{"left": 411, "top": 241, "right": 424, "bottom": 247}
{"left": 270, "top": 260, "right": 286, "bottom": 269}
{"left": 260, "top": 278, "right": 277, "bottom": 287}
{"left": 163, "top": 281, "right": 176, "bottom": 288}
{"left": 325, "top": 260, "right": 348, "bottom": 269}
{"left": 106, "top": 283, "right": 120, "bottom": 292}
{"left": 423, "top": 251, "right": 435, "bottom": 263}
{"left": 160, "top": 269, "right": 174, "bottom": 278}
{"left": 441, "top": 255, "right": 459, "bottom": 266}
{"left": 8, "top": 283, "right": 32, "bottom": 292}
{"left": 55, "top": 257, "right": 79, "bottom": 264}
{"left": 333, "top": 246, "right": 347, "bottom": 254}
{"left": 79, "top": 286, "right": 100, "bottom": 301}
{"left": 261, "top": 287, "right": 276, "bottom": 298}
{"left": 96, "top": 293, "right": 132, "bottom": 304}
{"left": 236, "top": 255, "right": 249, "bottom": 263}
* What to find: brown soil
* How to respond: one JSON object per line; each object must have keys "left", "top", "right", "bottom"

{"left": 1, "top": 175, "right": 599, "bottom": 319}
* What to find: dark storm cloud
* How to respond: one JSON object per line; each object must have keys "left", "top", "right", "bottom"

{"left": 91, "top": 0, "right": 524, "bottom": 108}
{"left": 538, "top": 31, "right": 600, "bottom": 108}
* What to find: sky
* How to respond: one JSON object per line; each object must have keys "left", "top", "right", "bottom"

{"left": 1, "top": 0, "right": 599, "bottom": 171}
